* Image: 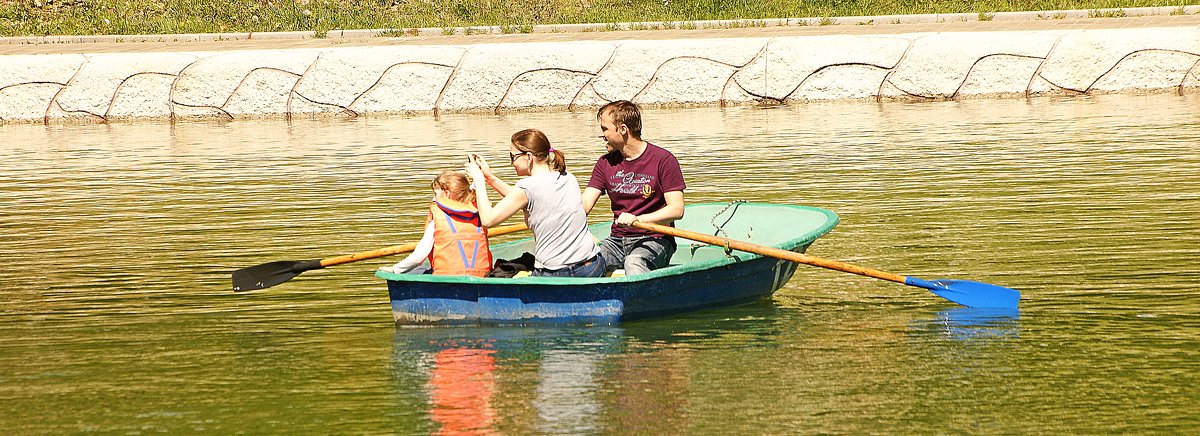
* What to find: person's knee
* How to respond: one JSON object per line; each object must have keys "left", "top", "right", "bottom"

{"left": 622, "top": 250, "right": 661, "bottom": 275}
{"left": 623, "top": 238, "right": 675, "bottom": 274}
{"left": 622, "top": 257, "right": 652, "bottom": 276}
{"left": 597, "top": 238, "right": 623, "bottom": 272}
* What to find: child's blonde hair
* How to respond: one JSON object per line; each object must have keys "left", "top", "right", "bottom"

{"left": 431, "top": 170, "right": 474, "bottom": 203}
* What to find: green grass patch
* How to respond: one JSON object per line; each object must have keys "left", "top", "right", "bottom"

{"left": 0, "top": 0, "right": 1193, "bottom": 37}
{"left": 1089, "top": 7, "right": 1129, "bottom": 17}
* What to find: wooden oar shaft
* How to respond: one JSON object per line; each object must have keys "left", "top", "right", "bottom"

{"left": 631, "top": 221, "right": 909, "bottom": 284}
{"left": 319, "top": 222, "right": 530, "bottom": 267}
{"left": 319, "top": 242, "right": 419, "bottom": 267}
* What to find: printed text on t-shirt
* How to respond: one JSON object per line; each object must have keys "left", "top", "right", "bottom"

{"left": 611, "top": 170, "right": 656, "bottom": 197}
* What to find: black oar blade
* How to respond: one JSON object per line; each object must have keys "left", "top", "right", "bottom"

{"left": 926, "top": 279, "right": 1021, "bottom": 309}
{"left": 231, "top": 260, "right": 323, "bottom": 292}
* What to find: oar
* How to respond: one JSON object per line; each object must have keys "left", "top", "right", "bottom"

{"left": 630, "top": 221, "right": 1020, "bottom": 309}
{"left": 232, "top": 222, "right": 529, "bottom": 292}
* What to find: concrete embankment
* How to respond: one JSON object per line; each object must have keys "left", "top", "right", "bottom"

{"left": 2, "top": 7, "right": 1199, "bottom": 124}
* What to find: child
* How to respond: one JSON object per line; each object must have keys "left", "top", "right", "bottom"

{"left": 387, "top": 170, "right": 492, "bottom": 277}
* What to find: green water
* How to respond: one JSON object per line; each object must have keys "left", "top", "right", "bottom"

{"left": 1, "top": 94, "right": 1197, "bottom": 433}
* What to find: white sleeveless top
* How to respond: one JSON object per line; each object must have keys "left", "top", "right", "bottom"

{"left": 515, "top": 172, "right": 600, "bottom": 270}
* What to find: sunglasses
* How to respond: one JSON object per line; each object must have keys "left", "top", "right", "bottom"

{"left": 509, "top": 151, "right": 530, "bottom": 163}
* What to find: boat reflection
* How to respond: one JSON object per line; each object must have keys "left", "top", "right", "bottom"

{"left": 534, "top": 347, "right": 603, "bottom": 433}
{"left": 391, "top": 326, "right": 623, "bottom": 434}
{"left": 388, "top": 303, "right": 784, "bottom": 434}
{"left": 429, "top": 347, "right": 498, "bottom": 434}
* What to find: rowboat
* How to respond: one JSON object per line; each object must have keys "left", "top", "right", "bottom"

{"left": 375, "top": 202, "right": 839, "bottom": 326}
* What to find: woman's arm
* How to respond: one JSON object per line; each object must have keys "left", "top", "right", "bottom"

{"left": 486, "top": 172, "right": 515, "bottom": 197}
{"left": 476, "top": 185, "right": 528, "bottom": 228}
{"left": 467, "top": 162, "right": 528, "bottom": 227}
{"left": 469, "top": 153, "right": 514, "bottom": 197}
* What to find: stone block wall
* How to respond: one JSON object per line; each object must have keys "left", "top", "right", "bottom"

{"left": 2, "top": 26, "right": 1199, "bottom": 124}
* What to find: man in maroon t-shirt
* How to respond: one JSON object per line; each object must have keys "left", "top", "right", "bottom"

{"left": 581, "top": 100, "right": 686, "bottom": 275}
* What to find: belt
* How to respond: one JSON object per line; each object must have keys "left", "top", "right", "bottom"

{"left": 540, "top": 254, "right": 599, "bottom": 272}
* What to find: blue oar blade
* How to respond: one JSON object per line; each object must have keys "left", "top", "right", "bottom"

{"left": 925, "top": 279, "right": 1021, "bottom": 309}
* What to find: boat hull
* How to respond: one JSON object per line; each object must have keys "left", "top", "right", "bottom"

{"left": 387, "top": 252, "right": 803, "bottom": 325}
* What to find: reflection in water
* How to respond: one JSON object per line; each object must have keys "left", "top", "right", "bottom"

{"left": 535, "top": 350, "right": 600, "bottom": 434}
{"left": 392, "top": 327, "right": 624, "bottom": 434}
{"left": 602, "top": 347, "right": 692, "bottom": 433}
{"left": 918, "top": 307, "right": 1021, "bottom": 342}
{"left": 430, "top": 347, "right": 497, "bottom": 435}
{"left": 389, "top": 323, "right": 738, "bottom": 433}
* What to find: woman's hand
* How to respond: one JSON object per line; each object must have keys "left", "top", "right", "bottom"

{"left": 468, "top": 152, "right": 514, "bottom": 197}
{"left": 464, "top": 160, "right": 484, "bottom": 184}
{"left": 468, "top": 153, "right": 494, "bottom": 180}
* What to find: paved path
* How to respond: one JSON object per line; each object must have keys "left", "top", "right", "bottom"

{"left": 4, "top": 7, "right": 1200, "bottom": 55}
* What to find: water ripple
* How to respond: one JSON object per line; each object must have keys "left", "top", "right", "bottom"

{"left": 2, "top": 94, "right": 1199, "bottom": 432}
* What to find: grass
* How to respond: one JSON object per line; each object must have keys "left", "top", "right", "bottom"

{"left": 1089, "top": 7, "right": 1129, "bottom": 16}
{"left": 0, "top": 0, "right": 1194, "bottom": 37}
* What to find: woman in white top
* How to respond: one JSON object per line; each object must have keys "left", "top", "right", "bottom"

{"left": 465, "top": 128, "right": 605, "bottom": 277}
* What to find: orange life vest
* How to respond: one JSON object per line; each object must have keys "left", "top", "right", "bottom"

{"left": 428, "top": 199, "right": 492, "bottom": 277}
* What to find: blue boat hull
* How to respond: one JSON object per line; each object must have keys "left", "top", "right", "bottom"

{"left": 387, "top": 251, "right": 803, "bottom": 325}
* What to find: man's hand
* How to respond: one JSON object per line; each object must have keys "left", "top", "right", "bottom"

{"left": 615, "top": 212, "right": 637, "bottom": 226}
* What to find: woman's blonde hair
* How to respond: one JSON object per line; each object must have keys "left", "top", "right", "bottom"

{"left": 431, "top": 170, "right": 474, "bottom": 203}
{"left": 511, "top": 128, "right": 567, "bottom": 174}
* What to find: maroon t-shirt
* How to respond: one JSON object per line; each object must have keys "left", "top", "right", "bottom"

{"left": 587, "top": 142, "right": 686, "bottom": 237}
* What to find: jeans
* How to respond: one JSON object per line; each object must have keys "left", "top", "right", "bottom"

{"left": 597, "top": 235, "right": 677, "bottom": 276}
{"left": 532, "top": 254, "right": 607, "bottom": 277}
